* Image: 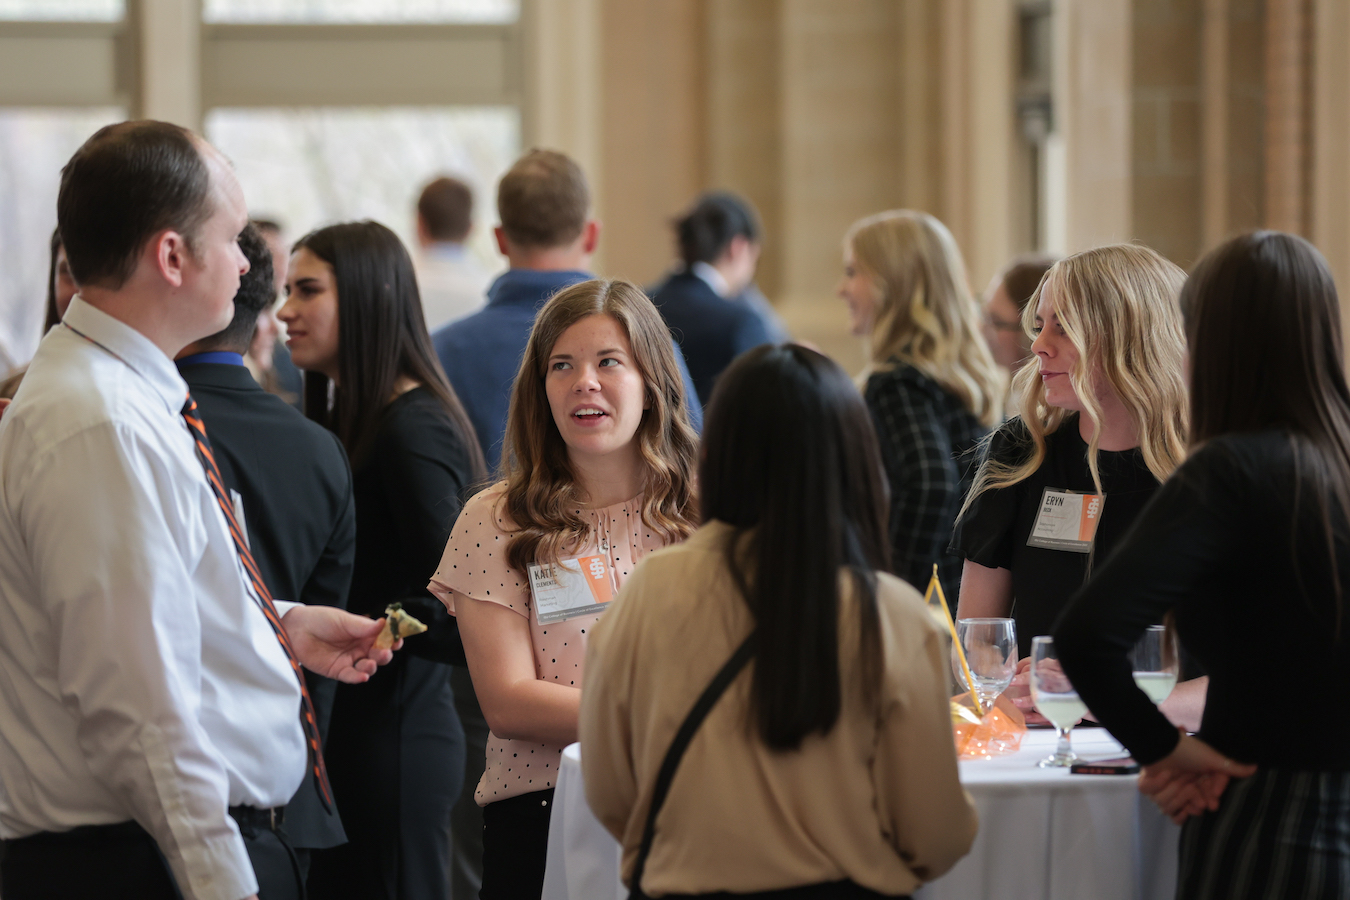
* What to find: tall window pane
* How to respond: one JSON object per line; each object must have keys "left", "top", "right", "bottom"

{"left": 205, "top": 106, "right": 518, "bottom": 282}
{"left": 203, "top": 0, "right": 517, "bottom": 24}
{"left": 0, "top": 108, "right": 122, "bottom": 373}
{"left": 0, "top": 0, "right": 122, "bottom": 20}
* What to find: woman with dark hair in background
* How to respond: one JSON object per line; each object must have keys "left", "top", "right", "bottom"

{"left": 0, "top": 229, "right": 79, "bottom": 399}
{"left": 648, "top": 191, "right": 779, "bottom": 406}
{"left": 428, "top": 279, "right": 699, "bottom": 899}
{"left": 981, "top": 255, "right": 1057, "bottom": 375}
{"left": 1056, "top": 232, "right": 1350, "bottom": 898}
{"left": 279, "top": 220, "right": 487, "bottom": 900}
{"left": 581, "top": 343, "right": 976, "bottom": 900}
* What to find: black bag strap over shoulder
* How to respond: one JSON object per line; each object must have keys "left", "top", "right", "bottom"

{"left": 627, "top": 631, "right": 757, "bottom": 900}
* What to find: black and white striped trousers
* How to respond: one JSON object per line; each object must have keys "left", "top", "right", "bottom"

{"left": 1179, "top": 768, "right": 1350, "bottom": 899}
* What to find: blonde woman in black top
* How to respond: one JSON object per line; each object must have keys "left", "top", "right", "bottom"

{"left": 952, "top": 244, "right": 1205, "bottom": 728}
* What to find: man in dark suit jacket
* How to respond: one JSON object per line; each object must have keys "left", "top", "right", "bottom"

{"left": 649, "top": 191, "right": 776, "bottom": 407}
{"left": 175, "top": 224, "right": 356, "bottom": 880}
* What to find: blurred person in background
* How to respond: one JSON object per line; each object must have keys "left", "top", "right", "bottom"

{"left": 982, "top": 255, "right": 1057, "bottom": 375}
{"left": 174, "top": 222, "right": 356, "bottom": 884}
{"left": 953, "top": 244, "right": 1205, "bottom": 730}
{"left": 837, "top": 210, "right": 1004, "bottom": 609}
{"left": 432, "top": 148, "right": 703, "bottom": 474}
{"left": 0, "top": 229, "right": 79, "bottom": 399}
{"left": 250, "top": 218, "right": 304, "bottom": 406}
{"left": 283, "top": 221, "right": 486, "bottom": 900}
{"left": 429, "top": 278, "right": 699, "bottom": 900}
{"left": 416, "top": 175, "right": 492, "bottom": 332}
{"left": 581, "top": 343, "right": 977, "bottom": 899}
{"left": 649, "top": 191, "right": 777, "bottom": 408}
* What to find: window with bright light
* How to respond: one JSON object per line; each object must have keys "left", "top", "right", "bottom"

{"left": 0, "top": 0, "right": 121, "bottom": 20}
{"left": 0, "top": 107, "right": 123, "bottom": 373}
{"left": 203, "top": 0, "right": 517, "bottom": 24}
{"left": 205, "top": 106, "right": 518, "bottom": 279}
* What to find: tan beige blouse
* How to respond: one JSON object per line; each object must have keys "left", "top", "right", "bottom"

{"left": 580, "top": 520, "right": 978, "bottom": 897}
{"left": 428, "top": 482, "right": 669, "bottom": 806}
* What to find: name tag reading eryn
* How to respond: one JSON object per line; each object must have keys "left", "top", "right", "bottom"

{"left": 527, "top": 555, "right": 615, "bottom": 625}
{"left": 1027, "top": 488, "right": 1106, "bottom": 554}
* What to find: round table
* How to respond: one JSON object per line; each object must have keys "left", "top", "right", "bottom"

{"left": 541, "top": 729, "right": 1179, "bottom": 900}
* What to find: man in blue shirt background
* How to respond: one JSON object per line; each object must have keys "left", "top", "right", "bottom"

{"left": 432, "top": 149, "right": 701, "bottom": 476}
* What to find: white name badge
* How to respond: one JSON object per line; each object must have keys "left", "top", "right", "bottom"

{"left": 1026, "top": 488, "right": 1106, "bottom": 553}
{"left": 527, "top": 555, "right": 615, "bottom": 624}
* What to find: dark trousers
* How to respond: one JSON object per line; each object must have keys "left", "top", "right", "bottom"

{"left": 479, "top": 789, "right": 555, "bottom": 900}
{"left": 0, "top": 814, "right": 305, "bottom": 900}
{"left": 450, "top": 664, "right": 488, "bottom": 899}
{"left": 309, "top": 654, "right": 464, "bottom": 900}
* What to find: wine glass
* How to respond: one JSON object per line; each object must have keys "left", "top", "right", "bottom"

{"left": 952, "top": 618, "right": 1017, "bottom": 714}
{"left": 1130, "top": 624, "right": 1180, "bottom": 705}
{"left": 1029, "top": 635, "right": 1085, "bottom": 767}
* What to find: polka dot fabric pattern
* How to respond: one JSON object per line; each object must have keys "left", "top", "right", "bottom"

{"left": 428, "top": 482, "right": 668, "bottom": 805}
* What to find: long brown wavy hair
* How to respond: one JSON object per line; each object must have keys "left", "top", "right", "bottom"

{"left": 500, "top": 279, "right": 699, "bottom": 570}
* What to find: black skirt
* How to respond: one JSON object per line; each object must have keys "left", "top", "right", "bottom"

{"left": 1179, "top": 768, "right": 1350, "bottom": 899}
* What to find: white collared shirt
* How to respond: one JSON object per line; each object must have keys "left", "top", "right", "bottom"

{"left": 416, "top": 241, "right": 495, "bottom": 331}
{"left": 690, "top": 260, "right": 732, "bottom": 297}
{"left": 0, "top": 298, "right": 306, "bottom": 900}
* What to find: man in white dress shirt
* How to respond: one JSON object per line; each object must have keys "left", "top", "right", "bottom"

{"left": 0, "top": 121, "right": 396, "bottom": 900}
{"left": 414, "top": 175, "right": 492, "bottom": 331}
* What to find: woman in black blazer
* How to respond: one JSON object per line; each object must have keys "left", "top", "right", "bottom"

{"left": 279, "top": 221, "right": 486, "bottom": 900}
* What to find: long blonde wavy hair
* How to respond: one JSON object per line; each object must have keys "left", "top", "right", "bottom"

{"left": 846, "top": 210, "right": 1005, "bottom": 427}
{"left": 961, "top": 243, "right": 1189, "bottom": 517}
{"left": 499, "top": 279, "right": 700, "bottom": 571}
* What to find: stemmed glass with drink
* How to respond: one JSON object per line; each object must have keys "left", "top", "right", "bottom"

{"left": 952, "top": 618, "right": 1018, "bottom": 714}
{"left": 1029, "top": 635, "right": 1086, "bottom": 767}
{"left": 1130, "top": 624, "right": 1179, "bottom": 705}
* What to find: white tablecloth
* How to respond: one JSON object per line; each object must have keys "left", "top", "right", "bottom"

{"left": 542, "top": 730, "right": 1179, "bottom": 900}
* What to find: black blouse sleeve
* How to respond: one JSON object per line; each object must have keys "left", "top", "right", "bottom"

{"left": 949, "top": 419, "right": 1031, "bottom": 570}
{"left": 378, "top": 400, "right": 478, "bottom": 666}
{"left": 1053, "top": 441, "right": 1241, "bottom": 764}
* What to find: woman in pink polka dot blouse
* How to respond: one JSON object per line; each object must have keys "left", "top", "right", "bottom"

{"left": 428, "top": 278, "right": 699, "bottom": 899}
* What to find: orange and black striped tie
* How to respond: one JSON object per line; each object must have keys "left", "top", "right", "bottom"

{"left": 181, "top": 392, "right": 335, "bottom": 814}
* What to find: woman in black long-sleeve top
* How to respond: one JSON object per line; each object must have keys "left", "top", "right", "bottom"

{"left": 279, "top": 221, "right": 487, "bottom": 900}
{"left": 1056, "top": 231, "right": 1350, "bottom": 900}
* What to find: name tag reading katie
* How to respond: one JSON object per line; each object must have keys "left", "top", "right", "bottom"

{"left": 527, "top": 555, "right": 615, "bottom": 624}
{"left": 1027, "top": 488, "right": 1106, "bottom": 553}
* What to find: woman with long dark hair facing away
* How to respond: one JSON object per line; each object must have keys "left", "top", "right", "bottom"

{"left": 1056, "top": 232, "right": 1350, "bottom": 898}
{"left": 581, "top": 344, "right": 977, "bottom": 900}
{"left": 278, "top": 221, "right": 487, "bottom": 900}
{"left": 837, "top": 210, "right": 1004, "bottom": 607}
{"left": 427, "top": 279, "right": 699, "bottom": 899}
{"left": 952, "top": 244, "right": 1206, "bottom": 728}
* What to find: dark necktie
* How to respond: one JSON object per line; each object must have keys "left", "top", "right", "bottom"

{"left": 181, "top": 392, "right": 335, "bottom": 813}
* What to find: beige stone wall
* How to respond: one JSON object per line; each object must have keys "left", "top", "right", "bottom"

{"left": 1133, "top": 0, "right": 1203, "bottom": 268}
{"left": 532, "top": 0, "right": 1350, "bottom": 373}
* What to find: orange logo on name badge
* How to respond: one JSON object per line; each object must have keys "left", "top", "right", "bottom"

{"left": 1077, "top": 495, "right": 1105, "bottom": 542}
{"left": 575, "top": 555, "right": 613, "bottom": 605}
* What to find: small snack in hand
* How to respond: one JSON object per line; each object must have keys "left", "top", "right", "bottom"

{"left": 375, "top": 603, "right": 427, "bottom": 650}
